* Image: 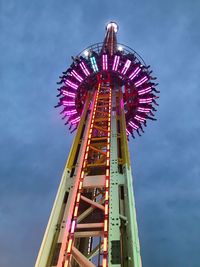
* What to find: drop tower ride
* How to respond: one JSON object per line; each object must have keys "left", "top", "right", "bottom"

{"left": 35, "top": 22, "right": 159, "bottom": 267}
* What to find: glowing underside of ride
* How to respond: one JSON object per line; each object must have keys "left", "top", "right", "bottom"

{"left": 56, "top": 44, "right": 159, "bottom": 138}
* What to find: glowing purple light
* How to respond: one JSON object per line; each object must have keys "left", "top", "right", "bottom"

{"left": 135, "top": 115, "right": 145, "bottom": 122}
{"left": 138, "top": 107, "right": 151, "bottom": 113}
{"left": 64, "top": 79, "right": 78, "bottom": 90}
{"left": 112, "top": 55, "right": 120, "bottom": 71}
{"left": 129, "top": 67, "right": 141, "bottom": 80}
{"left": 139, "top": 98, "right": 153, "bottom": 104}
{"left": 126, "top": 129, "right": 131, "bottom": 135}
{"left": 62, "top": 90, "right": 75, "bottom": 98}
{"left": 71, "top": 70, "right": 83, "bottom": 82}
{"left": 71, "top": 116, "right": 80, "bottom": 124}
{"left": 128, "top": 121, "right": 139, "bottom": 130}
{"left": 138, "top": 86, "right": 152, "bottom": 95}
{"left": 63, "top": 101, "right": 75, "bottom": 106}
{"left": 121, "top": 59, "right": 131, "bottom": 75}
{"left": 80, "top": 62, "right": 90, "bottom": 76}
{"left": 102, "top": 54, "right": 108, "bottom": 70}
{"left": 135, "top": 76, "right": 148, "bottom": 87}
{"left": 65, "top": 109, "right": 77, "bottom": 116}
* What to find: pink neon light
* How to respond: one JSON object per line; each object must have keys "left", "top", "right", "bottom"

{"left": 71, "top": 70, "right": 83, "bottom": 82}
{"left": 112, "top": 55, "right": 120, "bottom": 71}
{"left": 102, "top": 54, "right": 108, "bottom": 70}
{"left": 138, "top": 86, "right": 152, "bottom": 95}
{"left": 128, "top": 121, "right": 139, "bottom": 130}
{"left": 64, "top": 79, "right": 78, "bottom": 90}
{"left": 80, "top": 62, "right": 90, "bottom": 76}
{"left": 139, "top": 98, "right": 153, "bottom": 104}
{"left": 126, "top": 129, "right": 130, "bottom": 135}
{"left": 135, "top": 76, "right": 148, "bottom": 87}
{"left": 138, "top": 107, "right": 151, "bottom": 113}
{"left": 129, "top": 67, "right": 141, "bottom": 80}
{"left": 63, "top": 101, "right": 75, "bottom": 106}
{"left": 64, "top": 109, "right": 77, "bottom": 116}
{"left": 71, "top": 116, "right": 80, "bottom": 124}
{"left": 71, "top": 220, "right": 76, "bottom": 234}
{"left": 121, "top": 59, "right": 131, "bottom": 75}
{"left": 62, "top": 90, "right": 75, "bottom": 98}
{"left": 135, "top": 115, "right": 145, "bottom": 122}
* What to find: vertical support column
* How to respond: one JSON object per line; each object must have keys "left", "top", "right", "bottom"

{"left": 102, "top": 84, "right": 112, "bottom": 267}
{"left": 59, "top": 88, "right": 99, "bottom": 267}
{"left": 120, "top": 92, "right": 142, "bottom": 267}
{"left": 108, "top": 89, "right": 121, "bottom": 267}
{"left": 35, "top": 96, "right": 92, "bottom": 267}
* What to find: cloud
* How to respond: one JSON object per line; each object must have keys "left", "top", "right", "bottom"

{"left": 0, "top": 0, "right": 200, "bottom": 266}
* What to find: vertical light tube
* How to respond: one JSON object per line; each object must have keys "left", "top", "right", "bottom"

{"left": 62, "top": 85, "right": 100, "bottom": 266}
{"left": 112, "top": 55, "right": 120, "bottom": 71}
{"left": 71, "top": 70, "right": 83, "bottom": 82}
{"left": 121, "top": 59, "right": 131, "bottom": 75}
{"left": 80, "top": 62, "right": 90, "bottom": 76}
{"left": 90, "top": 56, "right": 99, "bottom": 72}
{"left": 102, "top": 54, "right": 108, "bottom": 70}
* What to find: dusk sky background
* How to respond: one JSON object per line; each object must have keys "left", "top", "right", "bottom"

{"left": 1, "top": 0, "right": 200, "bottom": 266}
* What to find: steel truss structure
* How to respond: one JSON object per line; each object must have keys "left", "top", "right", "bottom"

{"left": 35, "top": 22, "right": 159, "bottom": 267}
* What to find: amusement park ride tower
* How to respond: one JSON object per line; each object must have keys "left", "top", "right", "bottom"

{"left": 35, "top": 22, "right": 159, "bottom": 267}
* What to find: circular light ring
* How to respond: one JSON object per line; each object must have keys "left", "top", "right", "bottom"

{"left": 56, "top": 49, "right": 159, "bottom": 137}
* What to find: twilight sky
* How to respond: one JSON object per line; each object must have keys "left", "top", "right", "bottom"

{"left": 1, "top": 0, "right": 200, "bottom": 266}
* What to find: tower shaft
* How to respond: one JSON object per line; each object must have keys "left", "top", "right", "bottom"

{"left": 35, "top": 76, "right": 142, "bottom": 267}
{"left": 102, "top": 22, "right": 118, "bottom": 56}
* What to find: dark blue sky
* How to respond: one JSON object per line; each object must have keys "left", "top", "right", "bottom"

{"left": 1, "top": 0, "right": 200, "bottom": 266}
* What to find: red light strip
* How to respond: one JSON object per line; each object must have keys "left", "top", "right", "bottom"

{"left": 63, "top": 85, "right": 100, "bottom": 266}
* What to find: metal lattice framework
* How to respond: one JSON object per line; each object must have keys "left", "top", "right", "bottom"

{"left": 35, "top": 22, "right": 159, "bottom": 267}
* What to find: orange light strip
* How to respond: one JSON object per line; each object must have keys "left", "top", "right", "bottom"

{"left": 102, "top": 257, "right": 107, "bottom": 267}
{"left": 63, "top": 84, "right": 101, "bottom": 266}
{"left": 103, "top": 237, "right": 108, "bottom": 251}
{"left": 66, "top": 238, "right": 72, "bottom": 253}
{"left": 64, "top": 259, "right": 69, "bottom": 267}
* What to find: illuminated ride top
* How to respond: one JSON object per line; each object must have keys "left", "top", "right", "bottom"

{"left": 35, "top": 22, "right": 159, "bottom": 267}
{"left": 56, "top": 22, "right": 159, "bottom": 138}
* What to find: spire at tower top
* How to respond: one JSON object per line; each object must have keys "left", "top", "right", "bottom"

{"left": 102, "top": 21, "right": 119, "bottom": 56}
